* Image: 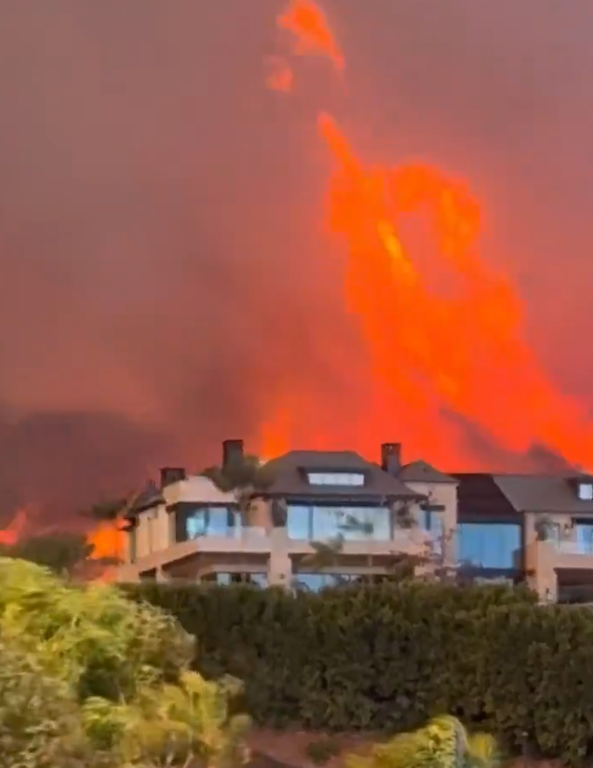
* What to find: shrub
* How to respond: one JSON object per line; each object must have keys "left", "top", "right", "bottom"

{"left": 0, "top": 558, "right": 251, "bottom": 767}
{"left": 123, "top": 580, "right": 593, "bottom": 765}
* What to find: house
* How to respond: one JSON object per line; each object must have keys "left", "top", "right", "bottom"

{"left": 454, "top": 472, "right": 593, "bottom": 602}
{"left": 115, "top": 440, "right": 459, "bottom": 588}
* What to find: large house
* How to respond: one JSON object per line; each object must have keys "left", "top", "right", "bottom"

{"left": 115, "top": 440, "right": 458, "bottom": 588}
{"left": 454, "top": 472, "right": 593, "bottom": 602}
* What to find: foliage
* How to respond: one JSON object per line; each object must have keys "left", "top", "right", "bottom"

{"left": 122, "top": 580, "right": 593, "bottom": 764}
{"left": 305, "top": 738, "right": 342, "bottom": 765}
{"left": 0, "top": 531, "right": 94, "bottom": 574}
{"left": 346, "top": 716, "right": 502, "bottom": 768}
{"left": 124, "top": 582, "right": 567, "bottom": 753}
{"left": 0, "top": 557, "right": 251, "bottom": 768}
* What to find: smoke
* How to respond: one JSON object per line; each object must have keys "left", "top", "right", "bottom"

{"left": 0, "top": 0, "right": 592, "bottom": 524}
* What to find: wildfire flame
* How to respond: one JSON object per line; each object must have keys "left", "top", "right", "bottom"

{"left": 261, "top": 0, "right": 593, "bottom": 468}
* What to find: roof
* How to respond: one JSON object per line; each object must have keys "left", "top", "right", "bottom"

{"left": 261, "top": 450, "right": 421, "bottom": 500}
{"left": 397, "top": 460, "right": 457, "bottom": 484}
{"left": 127, "top": 476, "right": 236, "bottom": 519}
{"left": 491, "top": 474, "right": 593, "bottom": 514}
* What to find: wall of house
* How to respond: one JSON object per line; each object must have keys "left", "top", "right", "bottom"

{"left": 524, "top": 510, "right": 593, "bottom": 601}
{"left": 402, "top": 480, "right": 458, "bottom": 567}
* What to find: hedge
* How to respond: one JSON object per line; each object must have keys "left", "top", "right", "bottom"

{"left": 123, "top": 581, "right": 593, "bottom": 765}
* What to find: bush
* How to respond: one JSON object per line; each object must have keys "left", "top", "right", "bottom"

{"left": 305, "top": 738, "right": 342, "bottom": 765}
{"left": 0, "top": 558, "right": 251, "bottom": 768}
{"left": 124, "top": 580, "right": 593, "bottom": 765}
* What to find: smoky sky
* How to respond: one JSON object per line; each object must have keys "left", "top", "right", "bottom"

{"left": 0, "top": 0, "right": 591, "bottom": 521}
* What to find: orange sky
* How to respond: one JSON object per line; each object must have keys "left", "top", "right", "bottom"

{"left": 0, "top": 0, "right": 592, "bottom": 535}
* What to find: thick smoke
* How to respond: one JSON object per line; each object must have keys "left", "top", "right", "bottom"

{"left": 0, "top": 0, "right": 592, "bottom": 524}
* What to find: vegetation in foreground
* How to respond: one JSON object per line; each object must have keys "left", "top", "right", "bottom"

{"left": 127, "top": 580, "right": 593, "bottom": 766}
{"left": 0, "top": 556, "right": 250, "bottom": 768}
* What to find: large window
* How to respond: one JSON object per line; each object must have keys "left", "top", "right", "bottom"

{"left": 458, "top": 522, "right": 521, "bottom": 569}
{"left": 286, "top": 505, "right": 391, "bottom": 541}
{"left": 186, "top": 506, "right": 234, "bottom": 539}
{"left": 307, "top": 472, "right": 365, "bottom": 486}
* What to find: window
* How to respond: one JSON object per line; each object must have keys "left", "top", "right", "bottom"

{"left": 576, "top": 523, "right": 593, "bottom": 554}
{"left": 206, "top": 572, "right": 267, "bottom": 587}
{"left": 286, "top": 505, "right": 311, "bottom": 540}
{"left": 418, "top": 509, "right": 444, "bottom": 555}
{"left": 186, "top": 507, "right": 234, "bottom": 539}
{"left": 306, "top": 472, "right": 365, "bottom": 486}
{"left": 578, "top": 483, "right": 593, "bottom": 501}
{"left": 294, "top": 573, "right": 357, "bottom": 592}
{"left": 457, "top": 522, "right": 521, "bottom": 569}
{"left": 286, "top": 505, "right": 391, "bottom": 541}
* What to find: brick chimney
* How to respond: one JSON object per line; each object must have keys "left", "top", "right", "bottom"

{"left": 159, "top": 467, "right": 187, "bottom": 488}
{"left": 222, "top": 439, "right": 244, "bottom": 469}
{"left": 381, "top": 442, "right": 401, "bottom": 476}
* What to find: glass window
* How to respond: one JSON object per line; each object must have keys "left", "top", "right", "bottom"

{"left": 186, "top": 507, "right": 233, "bottom": 539}
{"left": 287, "top": 505, "right": 311, "bottom": 540}
{"left": 294, "top": 573, "right": 355, "bottom": 592}
{"left": 288, "top": 505, "right": 392, "bottom": 541}
{"left": 338, "top": 507, "right": 391, "bottom": 541}
{"left": 578, "top": 483, "right": 593, "bottom": 501}
{"left": 576, "top": 523, "right": 593, "bottom": 553}
{"left": 205, "top": 572, "right": 267, "bottom": 586}
{"left": 418, "top": 510, "right": 444, "bottom": 555}
{"left": 307, "top": 472, "right": 365, "bottom": 486}
{"left": 458, "top": 522, "right": 521, "bottom": 569}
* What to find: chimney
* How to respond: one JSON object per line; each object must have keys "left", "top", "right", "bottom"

{"left": 160, "top": 467, "right": 187, "bottom": 488}
{"left": 381, "top": 442, "right": 401, "bottom": 476}
{"left": 222, "top": 439, "right": 244, "bottom": 469}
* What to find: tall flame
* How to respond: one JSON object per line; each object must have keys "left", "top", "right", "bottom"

{"left": 262, "top": 0, "right": 593, "bottom": 468}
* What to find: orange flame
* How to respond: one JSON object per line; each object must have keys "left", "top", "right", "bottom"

{"left": 0, "top": 507, "right": 29, "bottom": 546}
{"left": 278, "top": 0, "right": 344, "bottom": 72}
{"left": 261, "top": 0, "right": 593, "bottom": 469}
{"left": 87, "top": 519, "right": 125, "bottom": 560}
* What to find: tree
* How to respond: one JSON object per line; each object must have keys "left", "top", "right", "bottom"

{"left": 0, "top": 532, "right": 94, "bottom": 575}
{"left": 0, "top": 556, "right": 251, "bottom": 768}
{"left": 201, "top": 454, "right": 275, "bottom": 526}
{"left": 346, "top": 715, "right": 502, "bottom": 768}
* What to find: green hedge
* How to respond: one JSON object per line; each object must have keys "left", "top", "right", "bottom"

{"left": 123, "top": 582, "right": 593, "bottom": 765}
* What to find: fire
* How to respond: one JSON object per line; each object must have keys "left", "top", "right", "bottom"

{"left": 261, "top": 0, "right": 593, "bottom": 469}
{"left": 277, "top": 0, "right": 344, "bottom": 72}
{"left": 0, "top": 507, "right": 29, "bottom": 546}
{"left": 87, "top": 520, "right": 125, "bottom": 560}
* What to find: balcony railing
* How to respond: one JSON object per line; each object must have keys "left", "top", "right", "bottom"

{"left": 550, "top": 540, "right": 593, "bottom": 556}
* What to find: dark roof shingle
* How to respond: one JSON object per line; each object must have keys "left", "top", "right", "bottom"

{"left": 492, "top": 473, "right": 593, "bottom": 514}
{"left": 397, "top": 460, "right": 457, "bottom": 484}
{"left": 262, "top": 450, "right": 420, "bottom": 500}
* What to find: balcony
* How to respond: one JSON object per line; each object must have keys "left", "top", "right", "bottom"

{"left": 287, "top": 527, "right": 434, "bottom": 558}
{"left": 115, "top": 525, "right": 273, "bottom": 581}
{"left": 527, "top": 538, "right": 593, "bottom": 573}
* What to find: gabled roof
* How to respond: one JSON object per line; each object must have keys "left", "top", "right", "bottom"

{"left": 261, "top": 450, "right": 421, "bottom": 500}
{"left": 492, "top": 473, "right": 593, "bottom": 514}
{"left": 397, "top": 460, "right": 457, "bottom": 484}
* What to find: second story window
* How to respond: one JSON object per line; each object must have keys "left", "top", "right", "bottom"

{"left": 578, "top": 483, "right": 593, "bottom": 501}
{"left": 306, "top": 472, "right": 365, "bottom": 486}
